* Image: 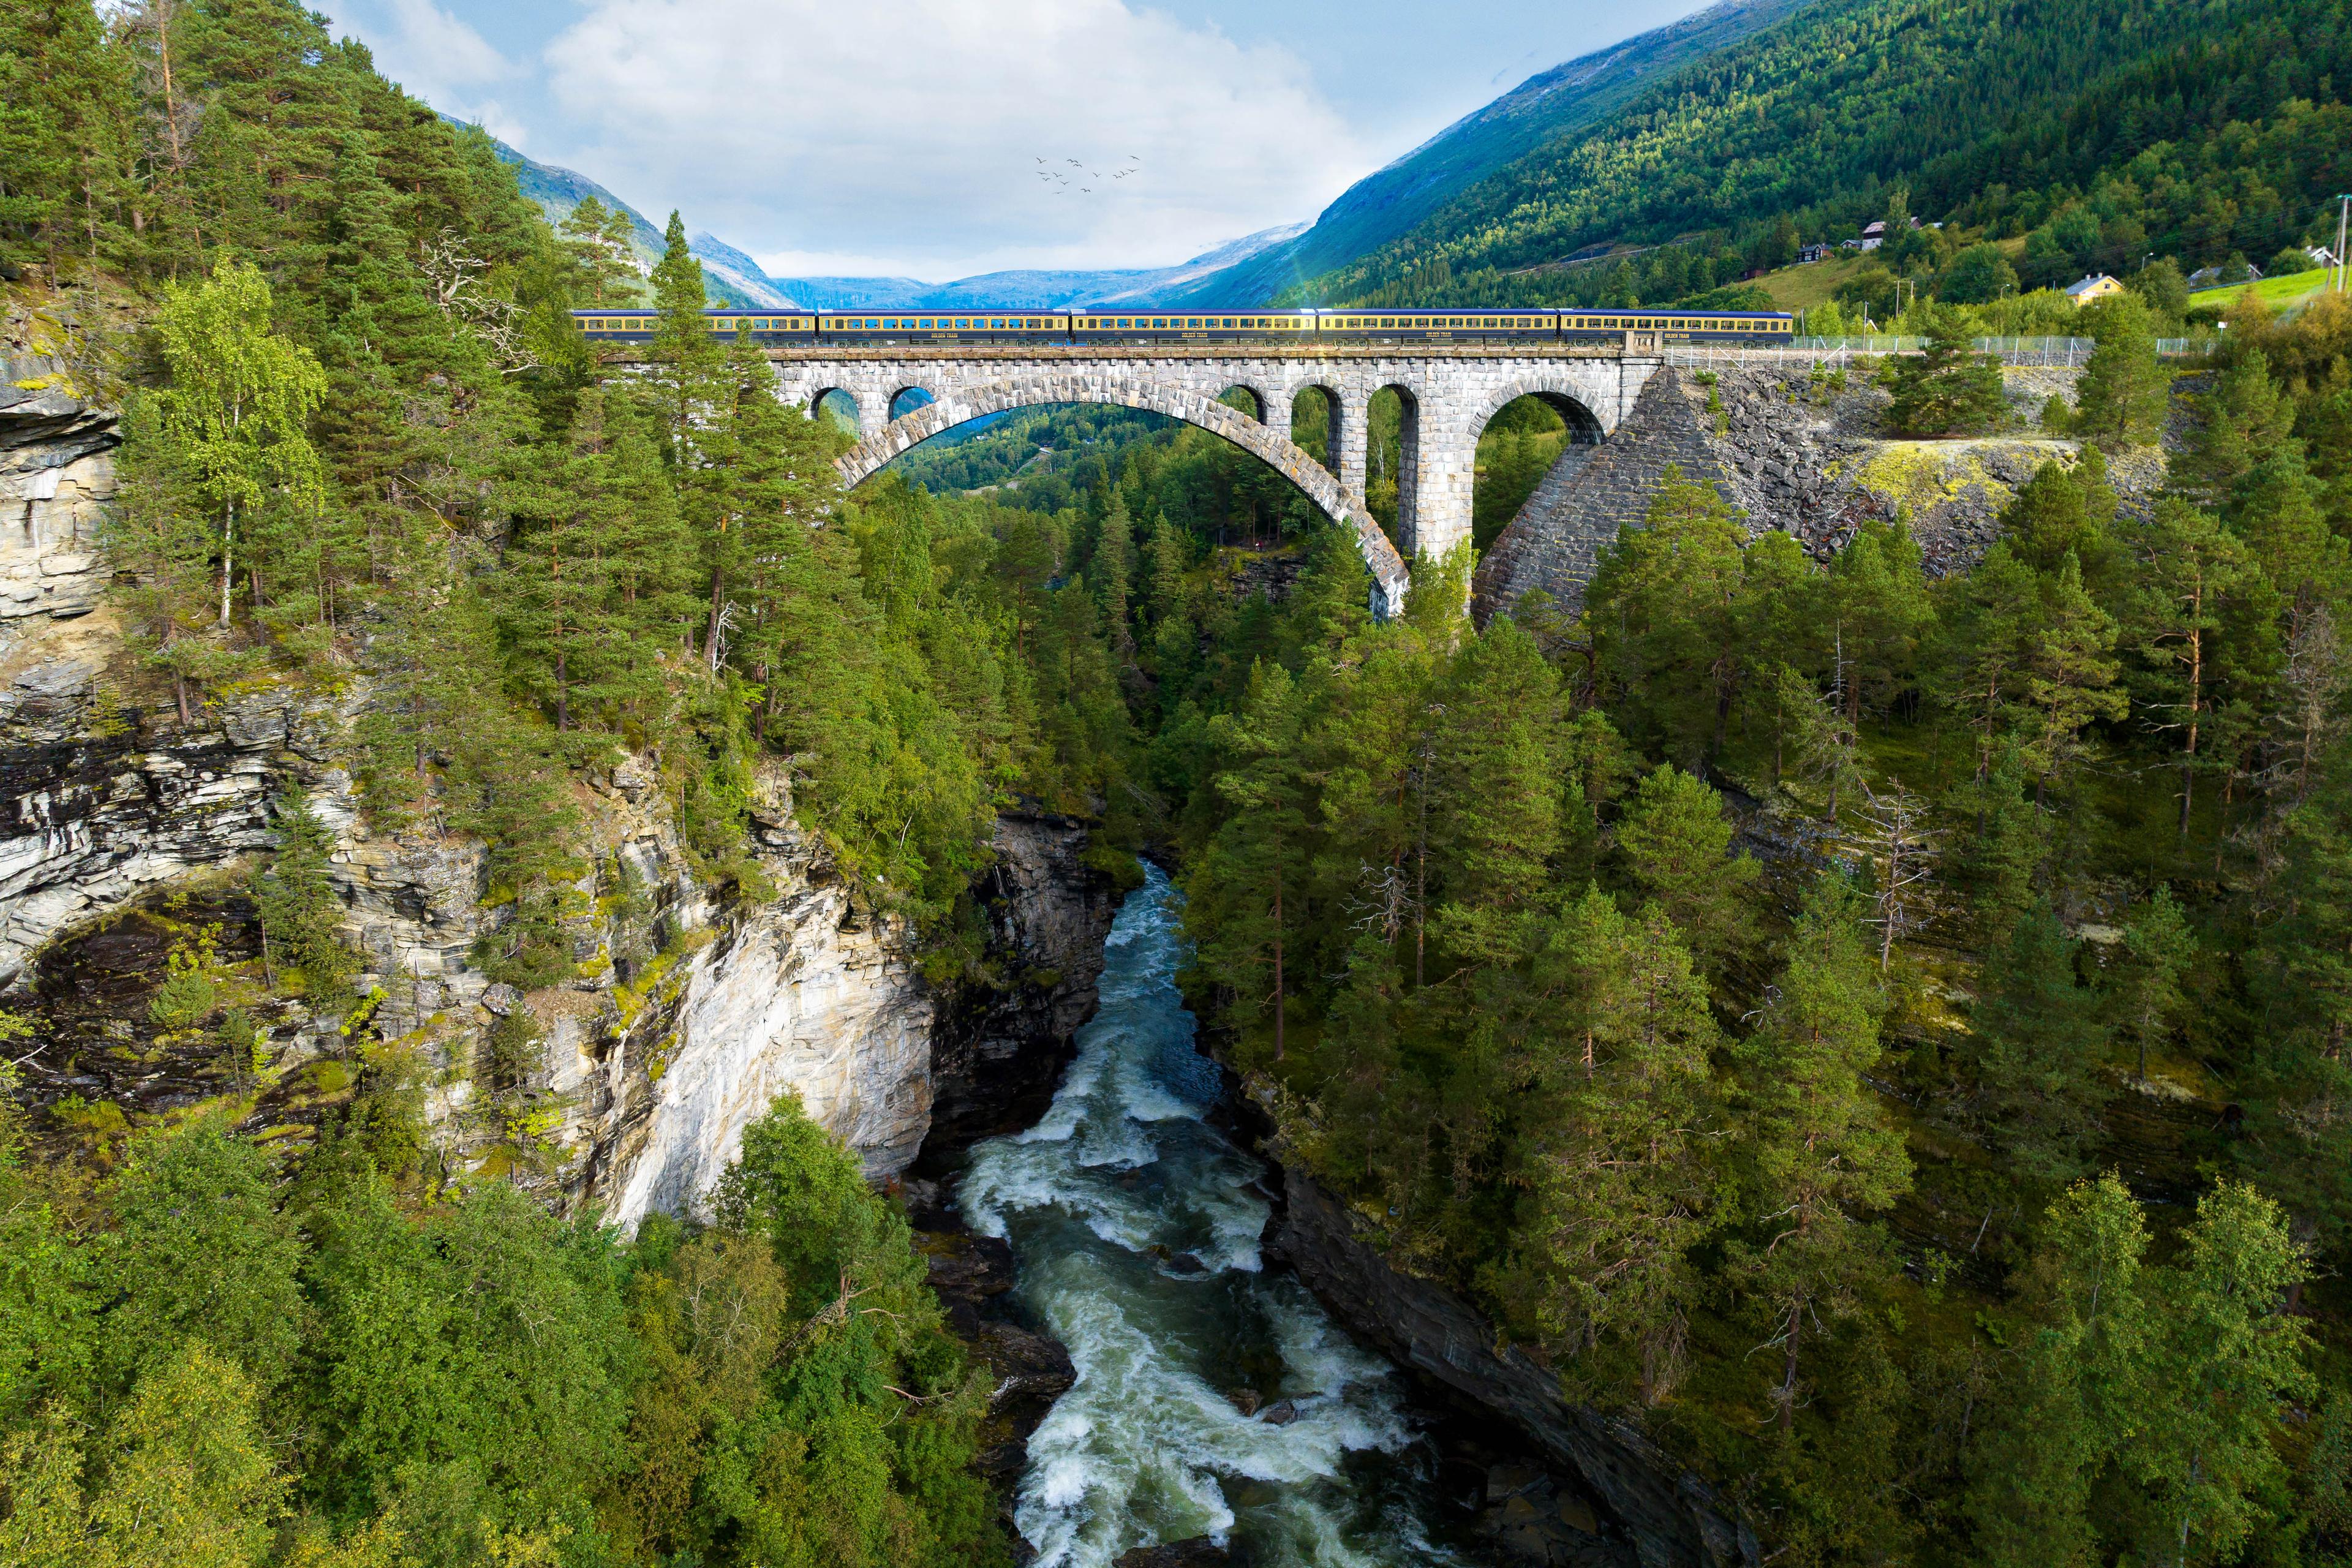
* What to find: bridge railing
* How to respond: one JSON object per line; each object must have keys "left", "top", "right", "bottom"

{"left": 1666, "top": 334, "right": 2219, "bottom": 370}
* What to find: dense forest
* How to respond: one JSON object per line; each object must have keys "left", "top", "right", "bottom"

{"left": 0, "top": 1, "right": 1152, "bottom": 1561}
{"left": 9, "top": 0, "right": 2352, "bottom": 1564}
{"left": 1303, "top": 0, "right": 2352, "bottom": 312}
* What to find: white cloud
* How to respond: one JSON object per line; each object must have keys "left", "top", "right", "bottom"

{"left": 331, "top": 0, "right": 521, "bottom": 143}
{"left": 538, "top": 0, "right": 1366, "bottom": 275}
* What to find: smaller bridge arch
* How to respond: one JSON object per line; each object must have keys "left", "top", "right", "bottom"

{"left": 1468, "top": 376, "right": 1615, "bottom": 444}
{"left": 835, "top": 374, "right": 1409, "bottom": 612}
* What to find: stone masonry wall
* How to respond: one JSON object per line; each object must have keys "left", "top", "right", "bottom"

{"left": 1473, "top": 366, "right": 1732, "bottom": 621}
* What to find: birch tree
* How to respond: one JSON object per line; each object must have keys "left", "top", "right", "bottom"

{"left": 153, "top": 257, "right": 326, "bottom": 628}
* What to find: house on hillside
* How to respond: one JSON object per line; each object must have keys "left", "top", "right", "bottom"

{"left": 1797, "top": 243, "right": 1830, "bottom": 264}
{"left": 2064, "top": 274, "right": 2126, "bottom": 304}
{"left": 1855, "top": 217, "right": 1920, "bottom": 252}
{"left": 2304, "top": 246, "right": 2340, "bottom": 271}
{"left": 2186, "top": 263, "right": 2262, "bottom": 290}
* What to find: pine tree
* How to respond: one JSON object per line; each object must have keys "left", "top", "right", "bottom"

{"left": 1092, "top": 489, "right": 1136, "bottom": 655}
{"left": 1930, "top": 543, "right": 2044, "bottom": 783}
{"left": 1825, "top": 511, "right": 1933, "bottom": 722}
{"left": 252, "top": 787, "right": 358, "bottom": 1006}
{"left": 0, "top": 0, "right": 138, "bottom": 274}
{"left": 649, "top": 209, "right": 715, "bottom": 456}
{"left": 1971, "top": 904, "right": 2109, "bottom": 1184}
{"left": 1517, "top": 888, "right": 1719, "bottom": 1399}
{"left": 1883, "top": 304, "right": 2005, "bottom": 436}
{"left": 499, "top": 396, "right": 625, "bottom": 731}
{"left": 560, "top": 195, "right": 640, "bottom": 304}
{"left": 1586, "top": 464, "right": 1749, "bottom": 770}
{"left": 2017, "top": 552, "right": 2126, "bottom": 801}
{"left": 106, "top": 393, "right": 219, "bottom": 724}
{"left": 1732, "top": 874, "right": 1910, "bottom": 1430}
{"left": 1188, "top": 661, "right": 1313, "bottom": 1060}
{"left": 2108, "top": 886, "right": 2192, "bottom": 1085}
{"left": 2125, "top": 499, "right": 2253, "bottom": 834}
{"left": 2070, "top": 294, "right": 2170, "bottom": 451}
{"left": 1613, "top": 763, "right": 1760, "bottom": 974}
{"left": 1425, "top": 619, "right": 1564, "bottom": 949}
{"left": 2173, "top": 352, "right": 2298, "bottom": 516}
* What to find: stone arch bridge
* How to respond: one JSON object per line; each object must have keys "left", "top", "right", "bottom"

{"left": 748, "top": 346, "right": 1664, "bottom": 613}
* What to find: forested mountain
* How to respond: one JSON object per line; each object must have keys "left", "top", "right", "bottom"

{"left": 1305, "top": 0, "right": 2352, "bottom": 307}
{"left": 1164, "top": 0, "right": 1818, "bottom": 307}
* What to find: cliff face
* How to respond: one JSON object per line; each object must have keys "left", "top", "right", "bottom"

{"left": 1271, "top": 1167, "right": 1758, "bottom": 1568}
{"left": 0, "top": 375, "right": 1109, "bottom": 1224}
{"left": 923, "top": 812, "right": 1118, "bottom": 1159}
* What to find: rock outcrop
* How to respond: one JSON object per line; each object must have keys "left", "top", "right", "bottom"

{"left": 0, "top": 369, "right": 1114, "bottom": 1227}
{"left": 922, "top": 812, "right": 1119, "bottom": 1159}
{"left": 1271, "top": 1167, "right": 1758, "bottom": 1568}
{"left": 1, "top": 351, "right": 115, "bottom": 658}
{"left": 1474, "top": 358, "right": 2167, "bottom": 624}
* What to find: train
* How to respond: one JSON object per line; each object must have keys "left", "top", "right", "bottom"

{"left": 568, "top": 306, "right": 1795, "bottom": 346}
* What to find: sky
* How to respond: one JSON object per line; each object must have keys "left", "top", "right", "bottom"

{"left": 317, "top": 0, "right": 1718, "bottom": 281}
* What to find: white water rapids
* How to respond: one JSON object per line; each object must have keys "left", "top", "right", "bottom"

{"left": 959, "top": 866, "right": 1471, "bottom": 1566}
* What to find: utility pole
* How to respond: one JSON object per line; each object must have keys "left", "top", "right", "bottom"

{"left": 2338, "top": 195, "right": 2350, "bottom": 293}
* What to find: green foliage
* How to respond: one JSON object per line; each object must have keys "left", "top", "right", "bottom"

{"left": 254, "top": 788, "right": 360, "bottom": 1006}
{"left": 1305, "top": 0, "right": 2352, "bottom": 310}
{"left": 1881, "top": 304, "right": 2006, "bottom": 436}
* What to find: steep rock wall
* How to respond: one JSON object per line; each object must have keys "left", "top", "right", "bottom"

{"left": 0, "top": 375, "right": 1107, "bottom": 1223}
{"left": 924, "top": 812, "right": 1118, "bottom": 1159}
{"left": 1272, "top": 1167, "right": 1757, "bottom": 1568}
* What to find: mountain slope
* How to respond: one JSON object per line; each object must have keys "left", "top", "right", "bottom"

{"left": 1165, "top": 0, "right": 1819, "bottom": 306}
{"left": 1308, "top": 0, "right": 2352, "bottom": 304}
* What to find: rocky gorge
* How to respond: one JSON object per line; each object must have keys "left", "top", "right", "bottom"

{"left": 4, "top": 358, "right": 1768, "bottom": 1568}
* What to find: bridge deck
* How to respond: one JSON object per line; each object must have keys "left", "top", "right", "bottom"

{"left": 720, "top": 343, "right": 1649, "bottom": 364}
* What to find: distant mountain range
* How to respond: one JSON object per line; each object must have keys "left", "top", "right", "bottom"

{"left": 469, "top": 0, "right": 1823, "bottom": 310}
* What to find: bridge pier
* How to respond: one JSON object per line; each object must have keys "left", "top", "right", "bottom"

{"left": 731, "top": 347, "right": 1659, "bottom": 616}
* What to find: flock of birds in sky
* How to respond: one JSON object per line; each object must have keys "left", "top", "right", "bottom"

{"left": 1036, "top": 154, "right": 1142, "bottom": 195}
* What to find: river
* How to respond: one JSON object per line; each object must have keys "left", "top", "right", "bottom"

{"left": 959, "top": 866, "right": 1474, "bottom": 1567}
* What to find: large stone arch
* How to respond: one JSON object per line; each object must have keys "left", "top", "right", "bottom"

{"left": 836, "top": 374, "right": 1410, "bottom": 612}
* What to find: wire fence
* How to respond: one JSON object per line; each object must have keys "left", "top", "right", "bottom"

{"left": 1664, "top": 334, "right": 2218, "bottom": 370}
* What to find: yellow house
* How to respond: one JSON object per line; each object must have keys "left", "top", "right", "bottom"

{"left": 2064, "top": 274, "right": 2127, "bottom": 304}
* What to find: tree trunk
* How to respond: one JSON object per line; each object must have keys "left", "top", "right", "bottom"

{"left": 2180, "top": 617, "right": 2203, "bottom": 837}
{"left": 1272, "top": 869, "right": 1285, "bottom": 1062}
{"left": 219, "top": 496, "right": 235, "bottom": 627}
{"left": 1779, "top": 1297, "right": 1801, "bottom": 1432}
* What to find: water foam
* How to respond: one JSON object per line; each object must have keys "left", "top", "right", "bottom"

{"left": 957, "top": 868, "right": 1467, "bottom": 1567}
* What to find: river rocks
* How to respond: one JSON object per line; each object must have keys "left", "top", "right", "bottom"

{"left": 1259, "top": 1398, "right": 1299, "bottom": 1427}
{"left": 1111, "top": 1540, "right": 1231, "bottom": 1567}
{"left": 974, "top": 1320, "right": 1077, "bottom": 1406}
{"left": 1225, "top": 1387, "right": 1262, "bottom": 1417}
{"left": 1271, "top": 1167, "right": 1758, "bottom": 1568}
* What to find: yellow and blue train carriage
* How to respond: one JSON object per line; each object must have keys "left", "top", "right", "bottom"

{"left": 1558, "top": 309, "right": 1793, "bottom": 344}
{"left": 570, "top": 306, "right": 1798, "bottom": 346}
{"left": 819, "top": 312, "right": 1069, "bottom": 343}
{"left": 573, "top": 309, "right": 816, "bottom": 342}
{"left": 1069, "top": 311, "right": 1315, "bottom": 344}
{"left": 1313, "top": 309, "right": 1556, "bottom": 342}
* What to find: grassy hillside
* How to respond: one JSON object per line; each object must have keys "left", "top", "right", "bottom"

{"left": 1306, "top": 0, "right": 2352, "bottom": 307}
